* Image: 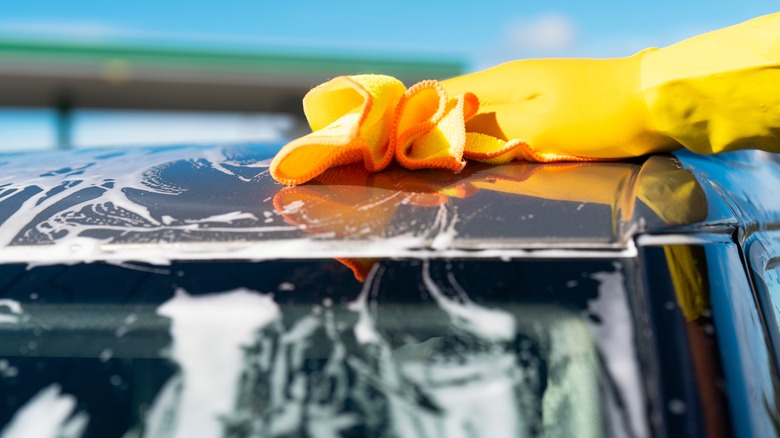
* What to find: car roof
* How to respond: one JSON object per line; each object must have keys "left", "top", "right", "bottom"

{"left": 0, "top": 143, "right": 777, "bottom": 265}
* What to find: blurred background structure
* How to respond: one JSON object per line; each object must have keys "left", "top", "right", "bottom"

{"left": 0, "top": 0, "right": 776, "bottom": 152}
{"left": 0, "top": 39, "right": 462, "bottom": 149}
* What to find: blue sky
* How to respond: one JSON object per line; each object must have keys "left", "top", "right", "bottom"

{"left": 2, "top": 0, "right": 777, "bottom": 68}
{"left": 0, "top": 1, "right": 777, "bottom": 150}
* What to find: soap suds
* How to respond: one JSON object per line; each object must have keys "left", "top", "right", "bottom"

{"left": 0, "top": 146, "right": 266, "bottom": 252}
{"left": 147, "top": 287, "right": 280, "bottom": 438}
{"left": 421, "top": 260, "right": 515, "bottom": 342}
{"left": 1, "top": 384, "right": 89, "bottom": 438}
{"left": 0, "top": 299, "right": 23, "bottom": 324}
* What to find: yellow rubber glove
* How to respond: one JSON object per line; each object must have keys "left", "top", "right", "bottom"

{"left": 441, "top": 53, "right": 676, "bottom": 161}
{"left": 641, "top": 12, "right": 780, "bottom": 154}
{"left": 443, "top": 12, "right": 780, "bottom": 159}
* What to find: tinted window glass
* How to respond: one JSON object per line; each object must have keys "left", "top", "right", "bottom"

{"left": 0, "top": 258, "right": 642, "bottom": 437}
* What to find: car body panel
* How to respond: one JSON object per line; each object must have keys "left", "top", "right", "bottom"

{"left": 2, "top": 143, "right": 780, "bottom": 437}
{"left": 0, "top": 144, "right": 763, "bottom": 266}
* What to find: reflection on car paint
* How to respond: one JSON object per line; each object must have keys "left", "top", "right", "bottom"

{"left": 650, "top": 241, "right": 780, "bottom": 438}
{"left": 2, "top": 144, "right": 779, "bottom": 437}
{"left": 674, "top": 149, "right": 780, "bottom": 230}
{"left": 0, "top": 145, "right": 712, "bottom": 268}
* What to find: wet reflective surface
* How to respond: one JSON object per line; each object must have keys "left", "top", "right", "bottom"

{"left": 0, "top": 258, "right": 643, "bottom": 437}
{"left": 673, "top": 150, "right": 780, "bottom": 230}
{"left": 0, "top": 144, "right": 713, "bottom": 266}
{"left": 639, "top": 238, "right": 780, "bottom": 438}
{"left": 3, "top": 144, "right": 780, "bottom": 437}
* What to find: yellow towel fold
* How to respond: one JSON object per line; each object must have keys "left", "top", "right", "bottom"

{"left": 269, "top": 73, "right": 599, "bottom": 186}
{"left": 268, "top": 75, "right": 535, "bottom": 185}
{"left": 392, "top": 80, "right": 478, "bottom": 172}
{"left": 270, "top": 75, "right": 405, "bottom": 185}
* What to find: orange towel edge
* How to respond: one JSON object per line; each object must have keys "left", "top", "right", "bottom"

{"left": 271, "top": 75, "right": 379, "bottom": 185}
{"left": 396, "top": 154, "right": 467, "bottom": 173}
{"left": 362, "top": 145, "right": 394, "bottom": 172}
{"left": 519, "top": 141, "right": 608, "bottom": 163}
{"left": 391, "top": 80, "right": 449, "bottom": 158}
{"left": 393, "top": 82, "right": 475, "bottom": 173}
{"left": 464, "top": 137, "right": 525, "bottom": 160}
{"left": 461, "top": 92, "right": 480, "bottom": 121}
{"left": 270, "top": 139, "right": 365, "bottom": 186}
{"left": 269, "top": 136, "right": 336, "bottom": 185}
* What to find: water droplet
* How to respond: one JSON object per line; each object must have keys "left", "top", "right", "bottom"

{"left": 100, "top": 349, "right": 113, "bottom": 362}
{"left": 668, "top": 399, "right": 686, "bottom": 415}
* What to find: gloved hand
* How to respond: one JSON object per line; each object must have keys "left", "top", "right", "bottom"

{"left": 641, "top": 12, "right": 780, "bottom": 154}
{"left": 441, "top": 53, "right": 675, "bottom": 161}
{"left": 443, "top": 12, "right": 780, "bottom": 159}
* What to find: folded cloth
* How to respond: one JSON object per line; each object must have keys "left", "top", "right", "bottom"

{"left": 269, "top": 74, "right": 589, "bottom": 186}
{"left": 392, "top": 80, "right": 477, "bottom": 172}
{"left": 270, "top": 75, "right": 405, "bottom": 185}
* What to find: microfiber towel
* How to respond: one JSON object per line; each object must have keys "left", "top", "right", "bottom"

{"left": 392, "top": 80, "right": 477, "bottom": 172}
{"left": 270, "top": 75, "right": 405, "bottom": 185}
{"left": 269, "top": 74, "right": 587, "bottom": 186}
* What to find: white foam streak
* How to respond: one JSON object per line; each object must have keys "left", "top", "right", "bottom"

{"left": 421, "top": 260, "right": 515, "bottom": 341}
{"left": 1, "top": 385, "right": 88, "bottom": 438}
{"left": 152, "top": 288, "right": 280, "bottom": 438}
{"left": 430, "top": 203, "right": 458, "bottom": 250}
{"left": 184, "top": 211, "right": 258, "bottom": 223}
{"left": 0, "top": 146, "right": 264, "bottom": 248}
{"left": 0, "top": 299, "right": 23, "bottom": 324}
{"left": 347, "top": 264, "right": 383, "bottom": 345}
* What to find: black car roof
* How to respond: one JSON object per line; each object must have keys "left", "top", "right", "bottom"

{"left": 0, "top": 143, "right": 778, "bottom": 265}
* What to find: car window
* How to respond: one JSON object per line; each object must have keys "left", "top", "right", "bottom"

{"left": 0, "top": 258, "right": 644, "bottom": 437}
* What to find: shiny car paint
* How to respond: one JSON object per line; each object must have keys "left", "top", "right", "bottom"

{"left": 0, "top": 144, "right": 778, "bottom": 437}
